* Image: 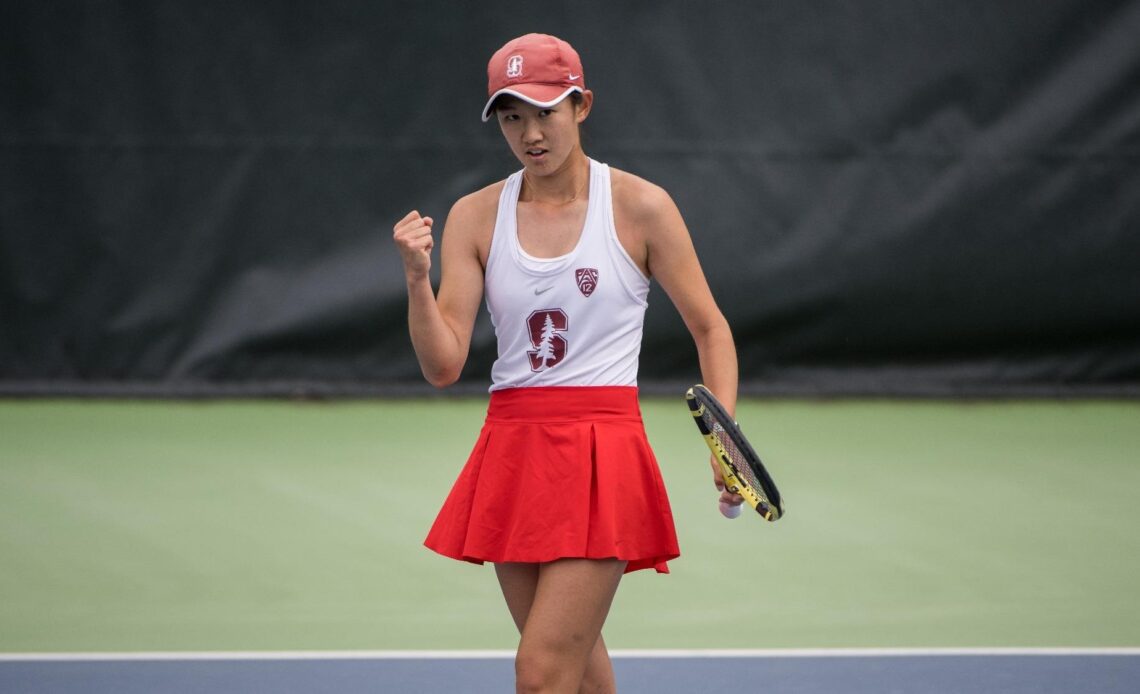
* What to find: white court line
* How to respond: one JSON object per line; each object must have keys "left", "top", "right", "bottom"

{"left": 2, "top": 647, "right": 1139, "bottom": 662}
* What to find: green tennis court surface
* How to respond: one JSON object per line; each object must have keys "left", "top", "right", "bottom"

{"left": 2, "top": 398, "right": 1138, "bottom": 653}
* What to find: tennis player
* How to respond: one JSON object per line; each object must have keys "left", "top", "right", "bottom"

{"left": 392, "top": 33, "right": 740, "bottom": 694}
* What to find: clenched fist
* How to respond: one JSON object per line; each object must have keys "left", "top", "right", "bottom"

{"left": 392, "top": 210, "right": 435, "bottom": 280}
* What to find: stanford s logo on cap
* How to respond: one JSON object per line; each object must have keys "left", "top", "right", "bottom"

{"left": 506, "top": 55, "right": 523, "bottom": 78}
{"left": 576, "top": 268, "right": 598, "bottom": 297}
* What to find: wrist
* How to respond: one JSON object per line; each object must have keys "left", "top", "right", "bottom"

{"left": 404, "top": 269, "right": 430, "bottom": 288}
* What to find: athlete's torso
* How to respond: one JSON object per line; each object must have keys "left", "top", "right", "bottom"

{"left": 485, "top": 159, "right": 650, "bottom": 391}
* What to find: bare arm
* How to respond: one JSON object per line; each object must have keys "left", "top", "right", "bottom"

{"left": 615, "top": 178, "right": 738, "bottom": 413}
{"left": 647, "top": 193, "right": 743, "bottom": 507}
{"left": 649, "top": 198, "right": 738, "bottom": 404}
{"left": 614, "top": 174, "right": 742, "bottom": 508}
{"left": 391, "top": 193, "right": 490, "bottom": 387}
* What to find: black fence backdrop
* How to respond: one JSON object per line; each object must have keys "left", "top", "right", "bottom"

{"left": 2, "top": 0, "right": 1139, "bottom": 396}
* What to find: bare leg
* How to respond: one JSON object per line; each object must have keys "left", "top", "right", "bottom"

{"left": 495, "top": 562, "right": 540, "bottom": 632}
{"left": 578, "top": 634, "right": 616, "bottom": 693}
{"left": 495, "top": 559, "right": 626, "bottom": 694}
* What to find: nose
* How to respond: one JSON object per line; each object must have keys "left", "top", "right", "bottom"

{"left": 522, "top": 117, "right": 542, "bottom": 144}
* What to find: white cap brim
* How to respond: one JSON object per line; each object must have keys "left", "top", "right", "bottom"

{"left": 480, "top": 86, "right": 583, "bottom": 122}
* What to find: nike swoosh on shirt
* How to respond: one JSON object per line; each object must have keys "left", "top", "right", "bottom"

{"left": 534, "top": 286, "right": 553, "bottom": 295}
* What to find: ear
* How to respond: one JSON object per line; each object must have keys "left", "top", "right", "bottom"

{"left": 575, "top": 90, "right": 594, "bottom": 123}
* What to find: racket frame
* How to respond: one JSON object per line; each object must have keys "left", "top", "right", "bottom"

{"left": 686, "top": 384, "right": 784, "bottom": 521}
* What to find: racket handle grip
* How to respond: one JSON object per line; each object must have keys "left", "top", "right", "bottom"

{"left": 719, "top": 500, "right": 742, "bottom": 519}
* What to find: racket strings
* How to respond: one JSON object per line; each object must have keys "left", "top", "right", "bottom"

{"left": 707, "top": 417, "right": 764, "bottom": 495}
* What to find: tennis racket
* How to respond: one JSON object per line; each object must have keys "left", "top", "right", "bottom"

{"left": 685, "top": 384, "right": 784, "bottom": 521}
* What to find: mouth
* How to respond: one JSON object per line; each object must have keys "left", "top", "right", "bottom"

{"left": 525, "top": 148, "right": 548, "bottom": 160}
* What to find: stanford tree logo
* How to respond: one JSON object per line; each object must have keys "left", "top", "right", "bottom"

{"left": 526, "top": 308, "right": 568, "bottom": 371}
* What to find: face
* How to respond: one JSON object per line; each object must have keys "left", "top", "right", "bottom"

{"left": 495, "top": 91, "right": 593, "bottom": 175}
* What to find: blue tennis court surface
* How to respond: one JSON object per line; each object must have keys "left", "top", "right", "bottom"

{"left": 3, "top": 650, "right": 1138, "bottom": 693}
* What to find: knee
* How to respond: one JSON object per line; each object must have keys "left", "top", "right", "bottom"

{"left": 514, "top": 648, "right": 564, "bottom": 694}
{"left": 577, "top": 670, "right": 615, "bottom": 694}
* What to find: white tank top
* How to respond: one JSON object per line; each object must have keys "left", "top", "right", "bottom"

{"left": 485, "top": 159, "right": 650, "bottom": 391}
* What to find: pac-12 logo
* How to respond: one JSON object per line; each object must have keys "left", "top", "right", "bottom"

{"left": 506, "top": 55, "right": 524, "bottom": 78}
{"left": 526, "top": 308, "right": 568, "bottom": 371}
{"left": 575, "top": 268, "right": 598, "bottom": 297}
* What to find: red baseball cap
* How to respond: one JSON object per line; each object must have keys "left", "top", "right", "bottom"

{"left": 481, "top": 33, "right": 585, "bottom": 122}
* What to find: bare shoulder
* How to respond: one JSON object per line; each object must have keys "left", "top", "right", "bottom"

{"left": 609, "top": 167, "right": 679, "bottom": 226}
{"left": 609, "top": 168, "right": 686, "bottom": 276}
{"left": 443, "top": 179, "right": 505, "bottom": 265}
{"left": 447, "top": 179, "right": 504, "bottom": 231}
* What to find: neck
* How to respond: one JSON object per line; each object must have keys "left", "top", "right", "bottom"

{"left": 522, "top": 153, "right": 590, "bottom": 206}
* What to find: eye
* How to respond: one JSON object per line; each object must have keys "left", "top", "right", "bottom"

{"left": 501, "top": 113, "right": 520, "bottom": 122}
{"left": 538, "top": 109, "right": 554, "bottom": 117}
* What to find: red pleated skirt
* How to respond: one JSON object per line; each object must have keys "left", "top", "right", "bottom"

{"left": 424, "top": 386, "right": 680, "bottom": 573}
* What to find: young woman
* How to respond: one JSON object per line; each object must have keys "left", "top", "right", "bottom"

{"left": 392, "top": 33, "right": 740, "bottom": 694}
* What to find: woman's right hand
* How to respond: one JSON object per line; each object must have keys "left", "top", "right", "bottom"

{"left": 392, "top": 210, "right": 434, "bottom": 280}
{"left": 710, "top": 454, "right": 744, "bottom": 517}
